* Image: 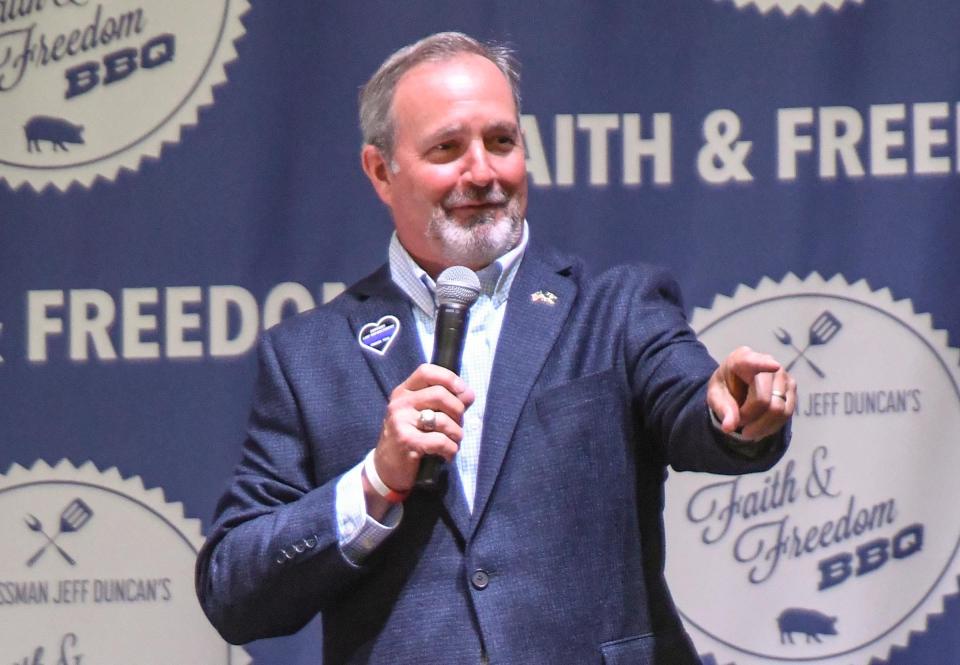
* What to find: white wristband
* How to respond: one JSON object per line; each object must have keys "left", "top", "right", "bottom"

{"left": 363, "top": 449, "right": 409, "bottom": 503}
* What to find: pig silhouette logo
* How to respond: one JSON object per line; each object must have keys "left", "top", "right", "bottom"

{"left": 777, "top": 608, "right": 838, "bottom": 644}
{"left": 24, "top": 116, "right": 86, "bottom": 153}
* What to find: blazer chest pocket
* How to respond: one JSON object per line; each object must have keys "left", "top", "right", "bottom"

{"left": 601, "top": 631, "right": 698, "bottom": 665}
{"left": 600, "top": 633, "right": 654, "bottom": 664}
{"left": 534, "top": 368, "right": 625, "bottom": 449}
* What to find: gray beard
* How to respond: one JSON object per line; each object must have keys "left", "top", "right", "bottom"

{"left": 426, "top": 188, "right": 524, "bottom": 268}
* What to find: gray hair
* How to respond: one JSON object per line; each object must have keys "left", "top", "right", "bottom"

{"left": 359, "top": 32, "right": 521, "bottom": 161}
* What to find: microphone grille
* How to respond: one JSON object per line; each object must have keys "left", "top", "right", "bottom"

{"left": 436, "top": 266, "right": 481, "bottom": 307}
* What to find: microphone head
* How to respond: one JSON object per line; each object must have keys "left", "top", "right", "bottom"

{"left": 436, "top": 266, "right": 481, "bottom": 308}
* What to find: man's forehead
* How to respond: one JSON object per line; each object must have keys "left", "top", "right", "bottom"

{"left": 394, "top": 53, "right": 513, "bottom": 104}
{"left": 387, "top": 54, "right": 518, "bottom": 149}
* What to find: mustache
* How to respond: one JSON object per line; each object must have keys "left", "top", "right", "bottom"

{"left": 443, "top": 184, "right": 510, "bottom": 208}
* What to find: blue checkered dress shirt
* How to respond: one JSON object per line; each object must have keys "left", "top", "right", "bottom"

{"left": 336, "top": 223, "right": 529, "bottom": 563}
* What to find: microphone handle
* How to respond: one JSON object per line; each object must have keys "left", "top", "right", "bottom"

{"left": 416, "top": 304, "right": 469, "bottom": 489}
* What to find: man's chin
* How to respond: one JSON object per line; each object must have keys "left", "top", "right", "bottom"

{"left": 428, "top": 196, "right": 524, "bottom": 266}
{"left": 430, "top": 214, "right": 521, "bottom": 268}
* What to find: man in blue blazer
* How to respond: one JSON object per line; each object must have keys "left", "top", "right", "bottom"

{"left": 196, "top": 32, "right": 796, "bottom": 664}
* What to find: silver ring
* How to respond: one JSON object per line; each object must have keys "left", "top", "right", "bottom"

{"left": 418, "top": 409, "right": 437, "bottom": 432}
{"left": 771, "top": 390, "right": 787, "bottom": 401}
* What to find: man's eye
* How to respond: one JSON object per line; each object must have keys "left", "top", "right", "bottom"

{"left": 427, "top": 143, "right": 459, "bottom": 161}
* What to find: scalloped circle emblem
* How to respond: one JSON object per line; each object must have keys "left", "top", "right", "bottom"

{"left": 0, "top": 459, "right": 249, "bottom": 664}
{"left": 0, "top": 0, "right": 249, "bottom": 191}
{"left": 717, "top": 0, "right": 864, "bottom": 15}
{"left": 665, "top": 273, "right": 960, "bottom": 664}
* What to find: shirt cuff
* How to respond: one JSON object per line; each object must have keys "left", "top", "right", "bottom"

{"left": 709, "top": 407, "right": 746, "bottom": 441}
{"left": 709, "top": 407, "right": 768, "bottom": 458}
{"left": 334, "top": 458, "right": 403, "bottom": 565}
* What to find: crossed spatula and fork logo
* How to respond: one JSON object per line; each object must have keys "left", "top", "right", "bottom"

{"left": 23, "top": 498, "right": 94, "bottom": 567}
{"left": 773, "top": 311, "right": 843, "bottom": 378}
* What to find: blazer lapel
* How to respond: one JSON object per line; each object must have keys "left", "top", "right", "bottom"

{"left": 468, "top": 247, "right": 577, "bottom": 539}
{"left": 347, "top": 267, "right": 424, "bottom": 399}
{"left": 346, "top": 265, "right": 473, "bottom": 539}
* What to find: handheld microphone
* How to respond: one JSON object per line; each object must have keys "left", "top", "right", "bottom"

{"left": 415, "top": 266, "right": 481, "bottom": 489}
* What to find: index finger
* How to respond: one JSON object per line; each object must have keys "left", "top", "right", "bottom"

{"left": 728, "top": 347, "right": 781, "bottom": 383}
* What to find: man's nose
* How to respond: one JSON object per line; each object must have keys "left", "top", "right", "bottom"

{"left": 462, "top": 142, "right": 494, "bottom": 186}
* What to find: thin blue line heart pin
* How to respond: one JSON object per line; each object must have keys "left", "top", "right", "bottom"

{"left": 358, "top": 315, "right": 400, "bottom": 356}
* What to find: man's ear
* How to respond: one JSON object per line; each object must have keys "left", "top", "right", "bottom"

{"left": 361, "top": 144, "right": 393, "bottom": 207}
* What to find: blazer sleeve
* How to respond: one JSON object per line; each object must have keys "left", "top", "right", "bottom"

{"left": 195, "top": 329, "right": 366, "bottom": 645}
{"left": 624, "top": 267, "right": 788, "bottom": 474}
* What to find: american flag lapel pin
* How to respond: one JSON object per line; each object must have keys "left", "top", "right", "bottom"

{"left": 531, "top": 290, "right": 558, "bottom": 306}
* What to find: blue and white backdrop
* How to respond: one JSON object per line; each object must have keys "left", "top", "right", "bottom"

{"left": 2, "top": 1, "right": 959, "bottom": 663}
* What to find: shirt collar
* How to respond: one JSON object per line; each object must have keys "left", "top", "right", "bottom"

{"left": 389, "top": 220, "right": 529, "bottom": 316}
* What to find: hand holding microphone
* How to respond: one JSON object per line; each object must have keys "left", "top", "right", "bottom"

{"left": 366, "top": 267, "right": 480, "bottom": 510}
{"left": 416, "top": 266, "right": 481, "bottom": 488}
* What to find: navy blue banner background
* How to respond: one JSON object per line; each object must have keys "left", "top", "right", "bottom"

{"left": 2, "top": 1, "right": 959, "bottom": 663}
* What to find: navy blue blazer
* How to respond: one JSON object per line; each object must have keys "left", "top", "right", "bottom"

{"left": 196, "top": 243, "right": 788, "bottom": 664}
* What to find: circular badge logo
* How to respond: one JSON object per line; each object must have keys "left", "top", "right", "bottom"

{"left": 0, "top": 0, "right": 249, "bottom": 191}
{"left": 717, "top": 0, "right": 864, "bottom": 15}
{"left": 0, "top": 459, "right": 249, "bottom": 664}
{"left": 664, "top": 274, "right": 960, "bottom": 664}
